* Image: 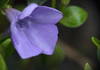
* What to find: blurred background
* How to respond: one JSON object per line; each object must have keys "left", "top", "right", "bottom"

{"left": 59, "top": 0, "right": 100, "bottom": 70}
{"left": 0, "top": 0, "right": 100, "bottom": 70}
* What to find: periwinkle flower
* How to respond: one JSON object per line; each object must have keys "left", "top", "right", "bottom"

{"left": 5, "top": 3, "right": 63, "bottom": 59}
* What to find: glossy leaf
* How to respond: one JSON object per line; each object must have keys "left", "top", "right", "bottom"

{"left": 84, "top": 63, "right": 92, "bottom": 70}
{"left": 27, "top": 0, "right": 47, "bottom": 5}
{"left": 61, "top": 0, "right": 71, "bottom": 5}
{"left": 60, "top": 6, "right": 88, "bottom": 28}
{"left": 0, "top": 54, "right": 7, "bottom": 70}
{"left": 0, "top": 0, "right": 9, "bottom": 8}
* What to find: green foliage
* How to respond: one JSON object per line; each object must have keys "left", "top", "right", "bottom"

{"left": 0, "top": 54, "right": 7, "bottom": 70}
{"left": 84, "top": 63, "right": 92, "bottom": 70}
{"left": 91, "top": 37, "right": 100, "bottom": 48}
{"left": 1, "top": 38, "right": 14, "bottom": 57}
{"left": 0, "top": 35, "right": 9, "bottom": 70}
{"left": 91, "top": 37, "right": 100, "bottom": 61}
{"left": 0, "top": 34, "right": 9, "bottom": 44}
{"left": 0, "top": 34, "right": 14, "bottom": 58}
{"left": 27, "top": 0, "right": 47, "bottom": 5}
{"left": 0, "top": 0, "right": 9, "bottom": 8}
{"left": 61, "top": 0, "right": 71, "bottom": 5}
{"left": 60, "top": 6, "right": 88, "bottom": 28}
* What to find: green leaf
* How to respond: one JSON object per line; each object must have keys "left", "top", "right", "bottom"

{"left": 84, "top": 63, "right": 92, "bottom": 70}
{"left": 27, "top": 0, "right": 47, "bottom": 5}
{"left": 91, "top": 37, "right": 100, "bottom": 61}
{"left": 60, "top": 6, "right": 88, "bottom": 28}
{"left": 0, "top": 0, "right": 9, "bottom": 8}
{"left": 61, "top": 0, "right": 71, "bottom": 5}
{"left": 0, "top": 34, "right": 10, "bottom": 56}
{"left": 91, "top": 36, "right": 100, "bottom": 48}
{"left": 0, "top": 37, "right": 14, "bottom": 58}
{"left": 0, "top": 54, "right": 7, "bottom": 70}
{"left": 0, "top": 34, "right": 9, "bottom": 44}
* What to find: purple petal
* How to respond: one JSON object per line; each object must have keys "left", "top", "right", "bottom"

{"left": 24, "top": 23, "right": 58, "bottom": 55}
{"left": 19, "top": 3, "right": 38, "bottom": 19}
{"left": 10, "top": 22, "right": 42, "bottom": 59}
{"left": 29, "top": 6, "right": 63, "bottom": 24}
{"left": 11, "top": 18, "right": 58, "bottom": 57}
{"left": 5, "top": 8, "right": 21, "bottom": 23}
{"left": 6, "top": 4, "right": 62, "bottom": 59}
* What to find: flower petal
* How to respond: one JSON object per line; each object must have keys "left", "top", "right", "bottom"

{"left": 20, "top": 3, "right": 38, "bottom": 19}
{"left": 11, "top": 18, "right": 58, "bottom": 56}
{"left": 17, "top": 19, "right": 58, "bottom": 55}
{"left": 5, "top": 8, "right": 21, "bottom": 23}
{"left": 31, "top": 24, "right": 58, "bottom": 55}
{"left": 29, "top": 6, "right": 63, "bottom": 24}
{"left": 10, "top": 22, "right": 42, "bottom": 59}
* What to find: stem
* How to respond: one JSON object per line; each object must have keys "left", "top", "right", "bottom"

{"left": 51, "top": 0, "right": 56, "bottom": 8}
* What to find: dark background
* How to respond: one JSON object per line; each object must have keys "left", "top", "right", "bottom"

{"left": 59, "top": 0, "right": 100, "bottom": 70}
{"left": 0, "top": 0, "right": 100, "bottom": 70}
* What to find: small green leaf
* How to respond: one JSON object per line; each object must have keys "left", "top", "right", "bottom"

{"left": 60, "top": 6, "right": 88, "bottom": 28}
{"left": 61, "top": 0, "right": 71, "bottom": 5}
{"left": 0, "top": 0, "right": 9, "bottom": 8}
{"left": 1, "top": 38, "right": 11, "bottom": 46}
{"left": 91, "top": 37, "right": 100, "bottom": 61}
{"left": 91, "top": 36, "right": 100, "bottom": 48}
{"left": 84, "top": 63, "right": 92, "bottom": 70}
{"left": 0, "top": 36, "right": 14, "bottom": 58}
{"left": 27, "top": 0, "right": 47, "bottom": 5}
{"left": 0, "top": 54, "right": 7, "bottom": 70}
{"left": 0, "top": 34, "right": 9, "bottom": 44}
{"left": 0, "top": 34, "right": 10, "bottom": 56}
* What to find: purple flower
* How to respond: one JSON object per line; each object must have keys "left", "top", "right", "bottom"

{"left": 5, "top": 3, "right": 63, "bottom": 59}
